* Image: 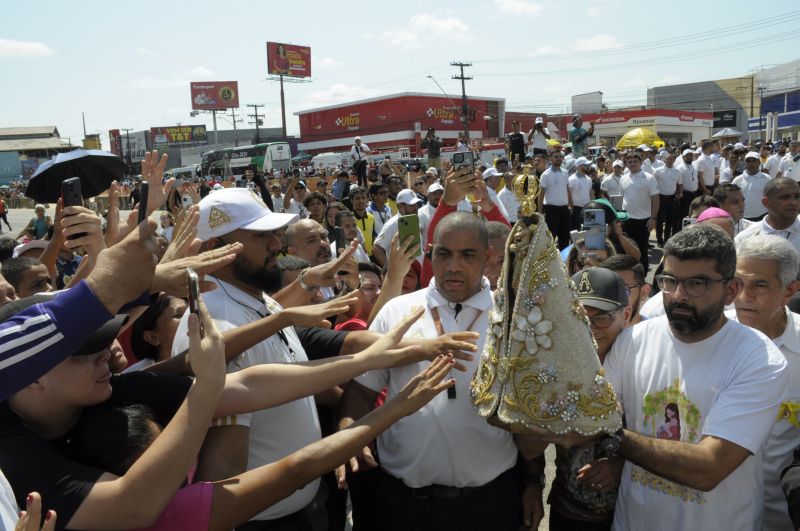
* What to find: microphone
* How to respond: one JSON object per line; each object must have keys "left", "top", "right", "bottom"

{"left": 453, "top": 303, "right": 462, "bottom": 319}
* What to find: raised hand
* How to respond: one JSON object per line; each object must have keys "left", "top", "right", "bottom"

{"left": 14, "top": 492, "right": 56, "bottom": 531}
{"left": 442, "top": 166, "right": 478, "bottom": 206}
{"left": 160, "top": 205, "right": 201, "bottom": 263}
{"left": 140, "top": 150, "right": 173, "bottom": 215}
{"left": 281, "top": 292, "right": 359, "bottom": 329}
{"left": 61, "top": 206, "right": 106, "bottom": 258}
{"left": 302, "top": 239, "right": 358, "bottom": 289}
{"left": 386, "top": 233, "right": 419, "bottom": 281}
{"left": 152, "top": 242, "right": 243, "bottom": 297}
{"left": 389, "top": 354, "right": 456, "bottom": 415}
{"left": 187, "top": 298, "right": 226, "bottom": 393}
{"left": 357, "top": 307, "right": 426, "bottom": 368}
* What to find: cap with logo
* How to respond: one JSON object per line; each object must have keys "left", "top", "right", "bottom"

{"left": 571, "top": 267, "right": 628, "bottom": 312}
{"left": 197, "top": 188, "right": 298, "bottom": 242}
{"left": 396, "top": 189, "right": 422, "bottom": 206}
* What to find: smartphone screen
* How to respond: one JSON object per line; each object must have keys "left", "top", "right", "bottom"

{"left": 138, "top": 182, "right": 149, "bottom": 224}
{"left": 187, "top": 268, "right": 200, "bottom": 315}
{"left": 397, "top": 214, "right": 421, "bottom": 256}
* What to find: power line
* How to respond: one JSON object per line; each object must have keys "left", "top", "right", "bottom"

{"left": 473, "top": 10, "right": 800, "bottom": 65}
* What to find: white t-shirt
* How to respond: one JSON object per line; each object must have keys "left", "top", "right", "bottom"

{"left": 719, "top": 167, "right": 735, "bottom": 184}
{"left": 568, "top": 173, "right": 593, "bottom": 208}
{"left": 676, "top": 161, "right": 699, "bottom": 192}
{"left": 779, "top": 153, "right": 800, "bottom": 181}
{"left": 161, "top": 225, "right": 174, "bottom": 242}
{"left": 735, "top": 216, "right": 800, "bottom": 262}
{"left": 487, "top": 187, "right": 511, "bottom": 222}
{"left": 356, "top": 278, "right": 518, "bottom": 488}
{"left": 695, "top": 153, "right": 717, "bottom": 187}
{"left": 653, "top": 166, "right": 681, "bottom": 195}
{"left": 731, "top": 172, "right": 770, "bottom": 219}
{"left": 529, "top": 128, "right": 552, "bottom": 150}
{"left": 540, "top": 166, "right": 570, "bottom": 206}
{"left": 766, "top": 153, "right": 783, "bottom": 178}
{"left": 171, "top": 278, "right": 321, "bottom": 521}
{"left": 639, "top": 290, "right": 665, "bottom": 319}
{"left": 620, "top": 171, "right": 658, "bottom": 220}
{"left": 285, "top": 198, "right": 308, "bottom": 218}
{"left": 0, "top": 469, "right": 17, "bottom": 531}
{"left": 600, "top": 174, "right": 623, "bottom": 197}
{"left": 605, "top": 317, "right": 789, "bottom": 531}
{"left": 728, "top": 307, "right": 800, "bottom": 531}
{"left": 497, "top": 186, "right": 520, "bottom": 223}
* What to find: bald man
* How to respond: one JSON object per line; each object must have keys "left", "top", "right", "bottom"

{"left": 339, "top": 211, "right": 539, "bottom": 531}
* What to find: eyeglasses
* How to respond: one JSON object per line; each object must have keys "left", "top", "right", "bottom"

{"left": 624, "top": 283, "right": 642, "bottom": 296}
{"left": 414, "top": 181, "right": 425, "bottom": 186}
{"left": 655, "top": 274, "right": 730, "bottom": 297}
{"left": 587, "top": 308, "right": 622, "bottom": 328}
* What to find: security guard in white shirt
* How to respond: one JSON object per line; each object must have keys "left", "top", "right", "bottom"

{"left": 339, "top": 211, "right": 534, "bottom": 531}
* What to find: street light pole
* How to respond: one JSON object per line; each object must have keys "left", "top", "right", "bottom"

{"left": 121, "top": 128, "right": 132, "bottom": 176}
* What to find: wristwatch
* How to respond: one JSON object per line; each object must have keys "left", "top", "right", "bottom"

{"left": 297, "top": 269, "right": 316, "bottom": 292}
{"left": 526, "top": 472, "right": 546, "bottom": 488}
{"left": 599, "top": 428, "right": 625, "bottom": 458}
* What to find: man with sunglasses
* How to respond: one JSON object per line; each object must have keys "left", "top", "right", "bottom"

{"left": 603, "top": 224, "right": 789, "bottom": 530}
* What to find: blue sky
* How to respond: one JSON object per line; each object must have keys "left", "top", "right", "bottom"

{"left": 3, "top": 0, "right": 799, "bottom": 149}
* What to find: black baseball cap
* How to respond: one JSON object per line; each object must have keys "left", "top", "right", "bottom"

{"left": 571, "top": 268, "right": 628, "bottom": 312}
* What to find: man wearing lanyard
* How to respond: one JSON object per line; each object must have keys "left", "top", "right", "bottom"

{"left": 339, "top": 211, "right": 539, "bottom": 531}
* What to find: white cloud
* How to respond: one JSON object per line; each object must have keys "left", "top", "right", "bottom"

{"left": 493, "top": 0, "right": 543, "bottom": 16}
{"left": 582, "top": 34, "right": 622, "bottom": 51}
{"left": 136, "top": 47, "right": 161, "bottom": 56}
{"left": 317, "top": 57, "right": 342, "bottom": 69}
{"left": 300, "top": 83, "right": 381, "bottom": 108}
{"left": 586, "top": 5, "right": 602, "bottom": 17}
{"left": 367, "top": 12, "right": 471, "bottom": 50}
{"left": 128, "top": 66, "right": 215, "bottom": 89}
{"left": 527, "top": 45, "right": 562, "bottom": 57}
{"left": 0, "top": 38, "right": 55, "bottom": 58}
{"left": 657, "top": 75, "right": 680, "bottom": 85}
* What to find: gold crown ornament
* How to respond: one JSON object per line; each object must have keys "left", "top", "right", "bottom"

{"left": 512, "top": 165, "right": 539, "bottom": 220}
{"left": 470, "top": 212, "right": 622, "bottom": 436}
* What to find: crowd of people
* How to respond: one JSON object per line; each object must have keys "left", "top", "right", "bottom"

{"left": 0, "top": 116, "right": 799, "bottom": 531}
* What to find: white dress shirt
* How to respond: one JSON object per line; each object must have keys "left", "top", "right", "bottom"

{"left": 732, "top": 171, "right": 770, "bottom": 219}
{"left": 735, "top": 216, "right": 800, "bottom": 256}
{"left": 653, "top": 165, "right": 681, "bottom": 195}
{"left": 540, "top": 166, "right": 570, "bottom": 206}
{"left": 620, "top": 171, "right": 659, "bottom": 220}
{"left": 356, "top": 278, "right": 518, "bottom": 488}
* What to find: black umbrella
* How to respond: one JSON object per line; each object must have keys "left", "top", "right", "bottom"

{"left": 26, "top": 149, "right": 128, "bottom": 203}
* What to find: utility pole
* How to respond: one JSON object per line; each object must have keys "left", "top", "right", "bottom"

{"left": 229, "top": 108, "right": 243, "bottom": 146}
{"left": 758, "top": 86, "right": 765, "bottom": 140}
{"left": 121, "top": 128, "right": 133, "bottom": 176}
{"left": 247, "top": 104, "right": 265, "bottom": 144}
{"left": 451, "top": 61, "right": 472, "bottom": 142}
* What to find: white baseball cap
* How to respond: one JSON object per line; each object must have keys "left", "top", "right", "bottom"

{"left": 612, "top": 160, "right": 625, "bottom": 168}
{"left": 744, "top": 151, "right": 760, "bottom": 161}
{"left": 427, "top": 183, "right": 444, "bottom": 194}
{"left": 682, "top": 148, "right": 694, "bottom": 157}
{"left": 535, "top": 117, "right": 544, "bottom": 124}
{"left": 197, "top": 188, "right": 298, "bottom": 241}
{"left": 734, "top": 142, "right": 745, "bottom": 150}
{"left": 575, "top": 157, "right": 591, "bottom": 167}
{"left": 12, "top": 240, "right": 49, "bottom": 258}
{"left": 426, "top": 167, "right": 439, "bottom": 176}
{"left": 482, "top": 167, "right": 501, "bottom": 180}
{"left": 396, "top": 189, "right": 422, "bottom": 205}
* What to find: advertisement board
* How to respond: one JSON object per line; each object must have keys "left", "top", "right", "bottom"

{"left": 267, "top": 42, "right": 311, "bottom": 78}
{"left": 151, "top": 125, "right": 208, "bottom": 146}
{"left": 190, "top": 81, "right": 240, "bottom": 110}
{"left": 115, "top": 131, "right": 148, "bottom": 160}
{"left": 298, "top": 95, "right": 492, "bottom": 141}
{"left": 108, "top": 129, "right": 122, "bottom": 156}
{"left": 713, "top": 110, "right": 737, "bottom": 128}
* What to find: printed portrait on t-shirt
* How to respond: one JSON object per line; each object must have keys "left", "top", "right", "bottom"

{"left": 656, "top": 402, "right": 681, "bottom": 441}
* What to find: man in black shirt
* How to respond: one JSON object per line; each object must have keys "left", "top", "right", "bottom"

{"left": 420, "top": 128, "right": 443, "bottom": 174}
{"left": 505, "top": 120, "right": 527, "bottom": 165}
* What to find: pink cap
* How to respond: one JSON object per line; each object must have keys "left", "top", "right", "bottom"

{"left": 696, "top": 207, "right": 731, "bottom": 223}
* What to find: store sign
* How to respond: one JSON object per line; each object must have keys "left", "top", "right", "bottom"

{"left": 151, "top": 125, "right": 208, "bottom": 146}
{"left": 713, "top": 110, "right": 737, "bottom": 128}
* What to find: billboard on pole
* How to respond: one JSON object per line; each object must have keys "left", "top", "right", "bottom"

{"left": 267, "top": 42, "right": 311, "bottom": 78}
{"left": 151, "top": 125, "right": 208, "bottom": 146}
{"left": 190, "top": 81, "right": 240, "bottom": 110}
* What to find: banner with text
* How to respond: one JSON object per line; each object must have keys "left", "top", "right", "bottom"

{"left": 151, "top": 125, "right": 208, "bottom": 146}
{"left": 190, "top": 81, "right": 240, "bottom": 110}
{"left": 267, "top": 42, "right": 311, "bottom": 78}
